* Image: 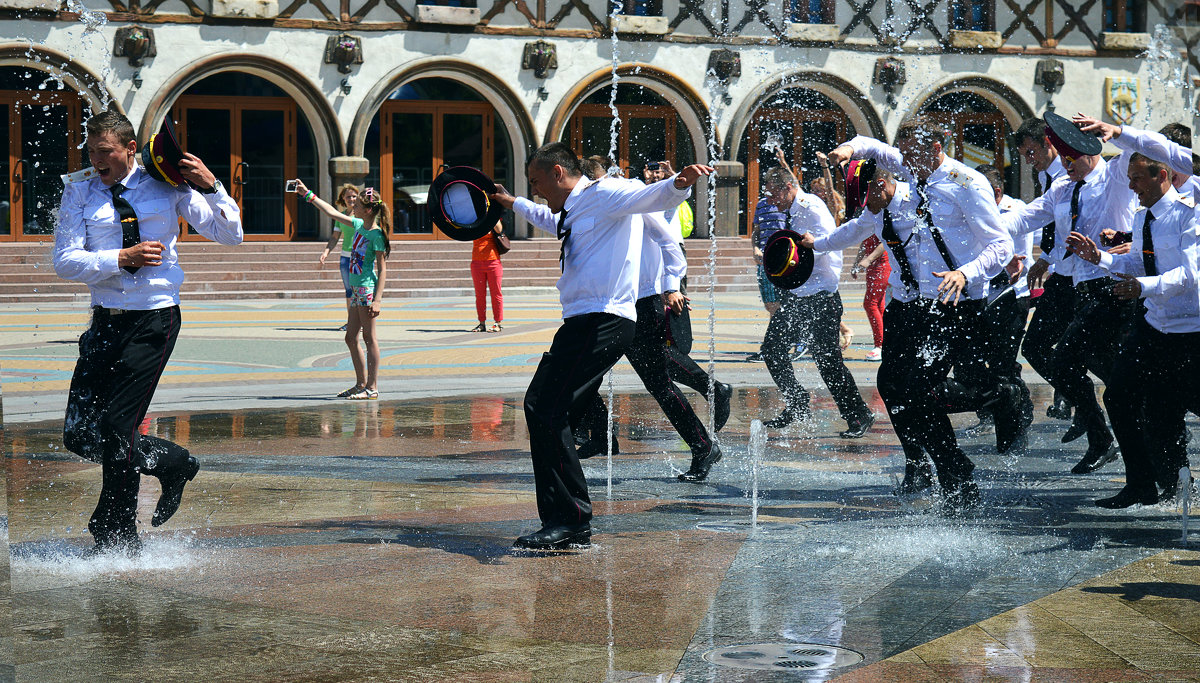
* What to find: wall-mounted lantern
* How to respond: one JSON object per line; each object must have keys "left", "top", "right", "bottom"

{"left": 114, "top": 26, "right": 155, "bottom": 89}
{"left": 522, "top": 40, "right": 557, "bottom": 101}
{"left": 872, "top": 57, "right": 906, "bottom": 109}
{"left": 1034, "top": 59, "right": 1065, "bottom": 111}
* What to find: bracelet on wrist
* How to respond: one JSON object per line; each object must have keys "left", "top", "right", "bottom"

{"left": 304, "top": 191, "right": 315, "bottom": 203}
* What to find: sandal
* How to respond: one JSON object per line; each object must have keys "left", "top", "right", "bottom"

{"left": 471, "top": 322, "right": 487, "bottom": 332}
{"left": 348, "top": 388, "right": 378, "bottom": 400}
{"left": 490, "top": 322, "right": 503, "bottom": 333}
{"left": 337, "top": 384, "right": 364, "bottom": 398}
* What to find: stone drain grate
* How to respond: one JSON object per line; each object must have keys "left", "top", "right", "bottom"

{"left": 703, "top": 643, "right": 864, "bottom": 671}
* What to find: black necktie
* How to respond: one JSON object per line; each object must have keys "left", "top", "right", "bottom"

{"left": 1057, "top": 180, "right": 1084, "bottom": 261}
{"left": 914, "top": 181, "right": 929, "bottom": 221}
{"left": 111, "top": 183, "right": 141, "bottom": 274}
{"left": 557, "top": 209, "right": 569, "bottom": 273}
{"left": 1141, "top": 210, "right": 1157, "bottom": 277}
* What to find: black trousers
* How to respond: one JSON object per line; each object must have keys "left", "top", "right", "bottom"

{"left": 666, "top": 304, "right": 714, "bottom": 396}
{"left": 63, "top": 306, "right": 191, "bottom": 546}
{"left": 762, "top": 290, "right": 868, "bottom": 422}
{"left": 878, "top": 298, "right": 986, "bottom": 489}
{"left": 524, "top": 312, "right": 635, "bottom": 527}
{"left": 1104, "top": 319, "right": 1200, "bottom": 492}
{"left": 1022, "top": 274, "right": 1075, "bottom": 388}
{"left": 577, "top": 295, "right": 713, "bottom": 456}
{"left": 1046, "top": 279, "right": 1136, "bottom": 440}
{"left": 963, "top": 295, "right": 1032, "bottom": 421}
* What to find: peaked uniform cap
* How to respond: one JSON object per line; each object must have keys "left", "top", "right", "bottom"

{"left": 762, "top": 228, "right": 814, "bottom": 289}
{"left": 429, "top": 166, "right": 504, "bottom": 241}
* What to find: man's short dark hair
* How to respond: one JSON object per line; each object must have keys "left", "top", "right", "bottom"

{"left": 975, "top": 164, "right": 1005, "bottom": 192}
{"left": 1014, "top": 117, "right": 1050, "bottom": 148}
{"left": 529, "top": 142, "right": 582, "bottom": 177}
{"left": 579, "top": 157, "right": 605, "bottom": 180}
{"left": 1130, "top": 152, "right": 1170, "bottom": 179}
{"left": 895, "top": 116, "right": 948, "bottom": 148}
{"left": 1159, "top": 123, "right": 1192, "bottom": 148}
{"left": 86, "top": 109, "right": 135, "bottom": 146}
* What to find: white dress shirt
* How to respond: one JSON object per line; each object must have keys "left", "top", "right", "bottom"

{"left": 813, "top": 182, "right": 921, "bottom": 303}
{"left": 998, "top": 194, "right": 1034, "bottom": 298}
{"left": 1097, "top": 188, "right": 1200, "bottom": 333}
{"left": 1002, "top": 153, "right": 1137, "bottom": 285}
{"left": 54, "top": 165, "right": 243, "bottom": 310}
{"left": 518, "top": 179, "right": 686, "bottom": 299}
{"left": 847, "top": 136, "right": 1013, "bottom": 300}
{"left": 1040, "top": 155, "right": 1066, "bottom": 193}
{"left": 783, "top": 190, "right": 840, "bottom": 297}
{"left": 512, "top": 174, "right": 690, "bottom": 321}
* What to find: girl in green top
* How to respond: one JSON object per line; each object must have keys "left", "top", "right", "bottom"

{"left": 318, "top": 184, "right": 362, "bottom": 330}
{"left": 294, "top": 180, "right": 391, "bottom": 400}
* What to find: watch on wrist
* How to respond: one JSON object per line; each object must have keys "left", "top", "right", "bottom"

{"left": 200, "top": 179, "right": 223, "bottom": 195}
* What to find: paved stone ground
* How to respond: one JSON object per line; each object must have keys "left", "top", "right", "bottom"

{"left": 3, "top": 295, "right": 1199, "bottom": 682}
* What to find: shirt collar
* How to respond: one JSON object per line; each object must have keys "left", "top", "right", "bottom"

{"left": 116, "top": 164, "right": 140, "bottom": 190}
{"left": 562, "top": 176, "right": 596, "bottom": 213}
{"left": 885, "top": 182, "right": 911, "bottom": 213}
{"left": 1082, "top": 157, "right": 1106, "bottom": 184}
{"left": 1148, "top": 187, "right": 1180, "bottom": 217}
{"left": 1045, "top": 156, "right": 1065, "bottom": 182}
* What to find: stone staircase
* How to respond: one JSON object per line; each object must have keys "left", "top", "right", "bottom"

{"left": 5, "top": 236, "right": 769, "bottom": 305}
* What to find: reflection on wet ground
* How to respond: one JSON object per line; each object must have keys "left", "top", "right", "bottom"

{"left": 6, "top": 385, "right": 1200, "bottom": 682}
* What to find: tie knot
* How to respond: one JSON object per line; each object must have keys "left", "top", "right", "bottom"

{"left": 1146, "top": 210, "right": 1155, "bottom": 222}
{"left": 110, "top": 183, "right": 126, "bottom": 198}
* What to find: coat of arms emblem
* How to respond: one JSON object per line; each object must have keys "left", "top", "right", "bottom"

{"left": 1104, "top": 77, "right": 1139, "bottom": 125}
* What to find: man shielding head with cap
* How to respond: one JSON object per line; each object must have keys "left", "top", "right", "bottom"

{"left": 54, "top": 109, "right": 242, "bottom": 557}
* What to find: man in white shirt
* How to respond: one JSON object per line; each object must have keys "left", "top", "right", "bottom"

{"left": 758, "top": 167, "right": 873, "bottom": 438}
{"left": 54, "top": 110, "right": 243, "bottom": 557}
{"left": 1067, "top": 153, "right": 1200, "bottom": 507}
{"left": 1077, "top": 117, "right": 1199, "bottom": 202}
{"left": 1014, "top": 117, "right": 1073, "bottom": 422}
{"left": 490, "top": 142, "right": 712, "bottom": 550}
{"left": 1001, "top": 112, "right": 1139, "bottom": 475}
{"left": 823, "top": 117, "right": 1015, "bottom": 511}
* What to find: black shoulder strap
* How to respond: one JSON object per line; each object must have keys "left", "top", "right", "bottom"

{"left": 882, "top": 209, "right": 918, "bottom": 291}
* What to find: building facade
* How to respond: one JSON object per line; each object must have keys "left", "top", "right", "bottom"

{"left": 0, "top": 0, "right": 1196, "bottom": 242}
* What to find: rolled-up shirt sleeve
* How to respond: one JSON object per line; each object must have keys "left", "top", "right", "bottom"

{"left": 53, "top": 183, "right": 121, "bottom": 284}
{"left": 177, "top": 187, "right": 243, "bottom": 245}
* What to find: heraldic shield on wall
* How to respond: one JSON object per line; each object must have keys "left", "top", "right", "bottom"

{"left": 1105, "top": 77, "right": 1140, "bottom": 125}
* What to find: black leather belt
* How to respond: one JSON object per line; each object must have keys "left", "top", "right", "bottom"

{"left": 1075, "top": 277, "right": 1115, "bottom": 296}
{"left": 93, "top": 306, "right": 129, "bottom": 315}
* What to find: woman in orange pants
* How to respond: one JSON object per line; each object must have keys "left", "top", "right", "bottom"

{"left": 470, "top": 222, "right": 505, "bottom": 332}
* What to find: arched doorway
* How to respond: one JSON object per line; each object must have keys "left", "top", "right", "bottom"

{"left": 169, "top": 72, "right": 320, "bottom": 241}
{"left": 913, "top": 80, "right": 1033, "bottom": 198}
{"left": 0, "top": 66, "right": 85, "bottom": 240}
{"left": 361, "top": 77, "right": 514, "bottom": 239}
{"left": 739, "top": 86, "right": 857, "bottom": 235}
{"left": 563, "top": 83, "right": 697, "bottom": 178}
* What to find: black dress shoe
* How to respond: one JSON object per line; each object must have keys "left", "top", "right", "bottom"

{"left": 1095, "top": 486, "right": 1158, "bottom": 509}
{"left": 963, "top": 415, "right": 995, "bottom": 438}
{"left": 576, "top": 432, "right": 620, "bottom": 460}
{"left": 839, "top": 412, "right": 875, "bottom": 439}
{"left": 896, "top": 462, "right": 934, "bottom": 494}
{"left": 1061, "top": 417, "right": 1087, "bottom": 444}
{"left": 1046, "top": 399, "right": 1073, "bottom": 421}
{"left": 991, "top": 386, "right": 1025, "bottom": 454}
{"left": 713, "top": 382, "right": 733, "bottom": 432}
{"left": 513, "top": 523, "right": 591, "bottom": 550}
{"left": 678, "top": 443, "right": 723, "bottom": 482}
{"left": 764, "top": 404, "right": 810, "bottom": 429}
{"left": 151, "top": 455, "right": 200, "bottom": 527}
{"left": 942, "top": 480, "right": 981, "bottom": 514}
{"left": 1071, "top": 442, "right": 1119, "bottom": 474}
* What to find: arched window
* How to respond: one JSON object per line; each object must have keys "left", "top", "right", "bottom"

{"left": 171, "top": 72, "right": 319, "bottom": 240}
{"left": 739, "top": 87, "right": 856, "bottom": 235}
{"left": 363, "top": 77, "right": 513, "bottom": 239}
{"left": 0, "top": 66, "right": 85, "bottom": 240}
{"left": 563, "top": 84, "right": 696, "bottom": 180}
{"left": 918, "top": 91, "right": 1018, "bottom": 196}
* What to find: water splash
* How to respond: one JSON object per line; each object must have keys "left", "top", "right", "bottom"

{"left": 1140, "top": 24, "right": 1188, "bottom": 127}
{"left": 749, "top": 419, "right": 765, "bottom": 530}
{"left": 1181, "top": 466, "right": 1192, "bottom": 546}
{"left": 12, "top": 536, "right": 202, "bottom": 584}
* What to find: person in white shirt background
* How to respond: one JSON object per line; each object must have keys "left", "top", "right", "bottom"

{"left": 1067, "top": 152, "right": 1200, "bottom": 508}
{"left": 489, "top": 142, "right": 712, "bottom": 550}
{"left": 54, "top": 109, "right": 243, "bottom": 557}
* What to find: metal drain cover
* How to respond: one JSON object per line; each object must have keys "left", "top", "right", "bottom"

{"left": 703, "top": 643, "right": 863, "bottom": 671}
{"left": 696, "top": 521, "right": 800, "bottom": 533}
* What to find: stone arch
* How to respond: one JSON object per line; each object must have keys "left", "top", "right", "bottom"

{"left": 905, "top": 75, "right": 1035, "bottom": 134}
{"left": 0, "top": 44, "right": 117, "bottom": 114}
{"left": 724, "top": 70, "right": 886, "bottom": 165}
{"left": 141, "top": 53, "right": 343, "bottom": 169}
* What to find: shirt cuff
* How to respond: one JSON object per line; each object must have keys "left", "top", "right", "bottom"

{"left": 1097, "top": 252, "right": 1115, "bottom": 270}
{"left": 99, "top": 249, "right": 122, "bottom": 277}
{"left": 662, "top": 274, "right": 682, "bottom": 292}
{"left": 1137, "top": 275, "right": 1160, "bottom": 297}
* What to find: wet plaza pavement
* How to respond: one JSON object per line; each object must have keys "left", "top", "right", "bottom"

{"left": 3, "top": 296, "right": 1200, "bottom": 681}
{"left": 6, "top": 388, "right": 1200, "bottom": 682}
